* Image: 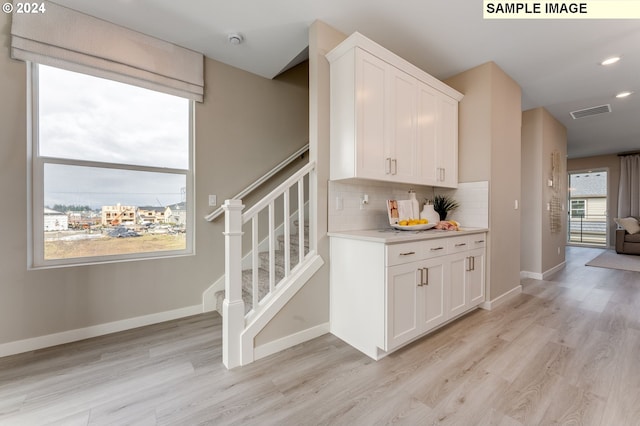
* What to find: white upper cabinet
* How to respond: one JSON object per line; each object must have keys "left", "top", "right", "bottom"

{"left": 327, "top": 32, "right": 463, "bottom": 188}
{"left": 355, "top": 49, "right": 387, "bottom": 180}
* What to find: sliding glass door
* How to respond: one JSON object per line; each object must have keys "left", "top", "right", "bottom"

{"left": 567, "top": 170, "right": 608, "bottom": 247}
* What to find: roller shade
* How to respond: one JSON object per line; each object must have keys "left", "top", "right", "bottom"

{"left": 11, "top": 1, "right": 204, "bottom": 102}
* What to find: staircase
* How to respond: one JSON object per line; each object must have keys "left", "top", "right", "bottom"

{"left": 220, "top": 161, "right": 323, "bottom": 369}
{"left": 215, "top": 220, "right": 309, "bottom": 315}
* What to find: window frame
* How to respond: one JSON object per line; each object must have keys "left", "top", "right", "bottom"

{"left": 570, "top": 199, "right": 586, "bottom": 219}
{"left": 28, "top": 63, "right": 195, "bottom": 269}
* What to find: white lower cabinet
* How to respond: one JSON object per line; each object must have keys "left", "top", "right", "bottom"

{"left": 330, "top": 232, "right": 486, "bottom": 360}
{"left": 386, "top": 262, "right": 422, "bottom": 350}
{"left": 448, "top": 248, "right": 485, "bottom": 318}
{"left": 386, "top": 256, "right": 447, "bottom": 352}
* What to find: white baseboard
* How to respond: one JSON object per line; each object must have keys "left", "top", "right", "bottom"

{"left": 480, "top": 285, "right": 522, "bottom": 310}
{"left": 254, "top": 322, "right": 329, "bottom": 361}
{"left": 520, "top": 261, "right": 566, "bottom": 281}
{"left": 520, "top": 270, "right": 543, "bottom": 280}
{"left": 542, "top": 261, "right": 566, "bottom": 279}
{"left": 0, "top": 304, "right": 202, "bottom": 358}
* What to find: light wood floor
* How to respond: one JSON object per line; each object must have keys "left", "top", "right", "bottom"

{"left": 1, "top": 247, "right": 639, "bottom": 425}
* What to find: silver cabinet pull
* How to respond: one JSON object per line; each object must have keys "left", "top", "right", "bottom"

{"left": 417, "top": 267, "right": 428, "bottom": 286}
{"left": 392, "top": 159, "right": 397, "bottom": 175}
{"left": 400, "top": 251, "right": 416, "bottom": 256}
{"left": 386, "top": 158, "right": 391, "bottom": 174}
{"left": 466, "top": 256, "right": 476, "bottom": 271}
{"left": 455, "top": 243, "right": 467, "bottom": 247}
{"left": 475, "top": 240, "right": 485, "bottom": 244}
{"left": 430, "top": 247, "right": 444, "bottom": 251}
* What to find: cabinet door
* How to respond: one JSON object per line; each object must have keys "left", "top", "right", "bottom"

{"left": 436, "top": 96, "right": 458, "bottom": 188}
{"left": 419, "top": 257, "right": 447, "bottom": 331}
{"left": 416, "top": 82, "right": 438, "bottom": 185}
{"left": 386, "top": 262, "right": 421, "bottom": 351}
{"left": 387, "top": 67, "right": 417, "bottom": 182}
{"left": 448, "top": 252, "right": 468, "bottom": 318}
{"left": 355, "top": 49, "right": 388, "bottom": 180}
{"left": 467, "top": 248, "right": 486, "bottom": 307}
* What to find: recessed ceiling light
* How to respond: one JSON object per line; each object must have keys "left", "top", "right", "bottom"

{"left": 601, "top": 56, "right": 621, "bottom": 66}
{"left": 616, "top": 91, "right": 633, "bottom": 98}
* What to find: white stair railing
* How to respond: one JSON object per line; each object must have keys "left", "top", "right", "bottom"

{"left": 222, "top": 161, "right": 316, "bottom": 369}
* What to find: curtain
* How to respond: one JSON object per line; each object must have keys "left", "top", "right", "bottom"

{"left": 10, "top": 1, "right": 204, "bottom": 102}
{"left": 618, "top": 154, "right": 640, "bottom": 218}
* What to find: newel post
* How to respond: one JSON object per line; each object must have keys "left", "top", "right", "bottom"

{"left": 222, "top": 199, "right": 245, "bottom": 369}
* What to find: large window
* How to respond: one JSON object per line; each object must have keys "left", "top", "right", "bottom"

{"left": 31, "top": 64, "right": 194, "bottom": 267}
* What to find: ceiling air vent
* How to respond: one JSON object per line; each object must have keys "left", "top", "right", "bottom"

{"left": 570, "top": 104, "right": 611, "bottom": 119}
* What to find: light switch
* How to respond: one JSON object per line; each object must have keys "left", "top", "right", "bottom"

{"left": 209, "top": 195, "right": 217, "bottom": 207}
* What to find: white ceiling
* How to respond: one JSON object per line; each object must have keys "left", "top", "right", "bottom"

{"left": 53, "top": 0, "right": 640, "bottom": 159}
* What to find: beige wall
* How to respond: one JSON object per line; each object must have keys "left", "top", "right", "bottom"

{"left": 0, "top": 10, "right": 309, "bottom": 350}
{"left": 521, "top": 108, "right": 567, "bottom": 275}
{"left": 446, "top": 62, "right": 522, "bottom": 301}
{"left": 568, "top": 154, "right": 620, "bottom": 247}
{"left": 448, "top": 64, "right": 493, "bottom": 183}
{"left": 539, "top": 109, "right": 567, "bottom": 273}
{"left": 521, "top": 109, "right": 543, "bottom": 273}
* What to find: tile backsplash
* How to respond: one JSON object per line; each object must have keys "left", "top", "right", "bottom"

{"left": 437, "top": 181, "right": 489, "bottom": 229}
{"left": 328, "top": 180, "right": 489, "bottom": 232}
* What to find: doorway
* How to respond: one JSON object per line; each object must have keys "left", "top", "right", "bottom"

{"left": 567, "top": 170, "right": 608, "bottom": 247}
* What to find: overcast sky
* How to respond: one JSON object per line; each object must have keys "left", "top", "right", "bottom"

{"left": 38, "top": 65, "right": 190, "bottom": 209}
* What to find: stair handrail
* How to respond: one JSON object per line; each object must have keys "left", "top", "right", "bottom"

{"left": 242, "top": 161, "right": 314, "bottom": 223}
{"left": 205, "top": 143, "right": 309, "bottom": 222}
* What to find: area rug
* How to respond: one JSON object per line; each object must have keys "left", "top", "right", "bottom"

{"left": 586, "top": 250, "right": 640, "bottom": 272}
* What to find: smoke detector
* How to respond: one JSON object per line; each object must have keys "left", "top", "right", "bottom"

{"left": 227, "top": 33, "right": 244, "bottom": 45}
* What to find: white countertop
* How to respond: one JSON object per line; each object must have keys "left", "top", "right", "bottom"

{"left": 328, "top": 227, "right": 488, "bottom": 244}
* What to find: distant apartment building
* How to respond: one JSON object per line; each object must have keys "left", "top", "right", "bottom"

{"left": 100, "top": 204, "right": 181, "bottom": 226}
{"left": 101, "top": 204, "right": 136, "bottom": 226}
{"left": 138, "top": 206, "right": 171, "bottom": 224}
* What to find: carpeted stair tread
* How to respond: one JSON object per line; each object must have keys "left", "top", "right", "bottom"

{"left": 216, "top": 227, "right": 310, "bottom": 315}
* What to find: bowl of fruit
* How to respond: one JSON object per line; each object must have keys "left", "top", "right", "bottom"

{"left": 391, "top": 218, "right": 437, "bottom": 231}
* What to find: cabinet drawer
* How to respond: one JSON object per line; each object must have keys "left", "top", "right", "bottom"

{"left": 448, "top": 236, "right": 470, "bottom": 253}
{"left": 469, "top": 234, "right": 487, "bottom": 249}
{"left": 387, "top": 242, "right": 422, "bottom": 266}
{"left": 421, "top": 239, "right": 448, "bottom": 259}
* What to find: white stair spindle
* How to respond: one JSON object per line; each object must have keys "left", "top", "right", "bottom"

{"left": 268, "top": 201, "right": 275, "bottom": 292}
{"left": 284, "top": 189, "right": 290, "bottom": 277}
{"left": 298, "top": 177, "right": 304, "bottom": 264}
{"left": 251, "top": 216, "right": 259, "bottom": 311}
